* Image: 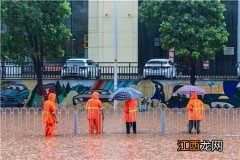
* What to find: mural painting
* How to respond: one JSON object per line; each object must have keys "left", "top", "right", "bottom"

{"left": 0, "top": 81, "right": 30, "bottom": 107}
{"left": 1, "top": 80, "right": 240, "bottom": 108}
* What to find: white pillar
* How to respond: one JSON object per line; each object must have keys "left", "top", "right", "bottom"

{"left": 113, "top": 0, "right": 118, "bottom": 110}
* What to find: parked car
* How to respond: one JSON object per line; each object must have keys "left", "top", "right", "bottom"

{"left": 73, "top": 89, "right": 113, "bottom": 105}
{"left": 61, "top": 58, "right": 101, "bottom": 79}
{"left": 237, "top": 63, "right": 240, "bottom": 80}
{"left": 0, "top": 83, "right": 30, "bottom": 107}
{"left": 143, "top": 59, "right": 177, "bottom": 79}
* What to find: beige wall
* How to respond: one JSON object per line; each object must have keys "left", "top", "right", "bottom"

{"left": 88, "top": 0, "right": 138, "bottom": 63}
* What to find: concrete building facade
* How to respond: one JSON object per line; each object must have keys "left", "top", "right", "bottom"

{"left": 88, "top": 0, "right": 138, "bottom": 63}
{"left": 64, "top": 0, "right": 238, "bottom": 77}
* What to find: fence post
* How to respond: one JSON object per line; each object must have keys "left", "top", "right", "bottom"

{"left": 161, "top": 110, "right": 166, "bottom": 135}
{"left": 74, "top": 110, "right": 78, "bottom": 136}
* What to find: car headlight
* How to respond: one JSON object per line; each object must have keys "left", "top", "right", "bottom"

{"left": 79, "top": 98, "right": 83, "bottom": 101}
{"left": 108, "top": 98, "right": 113, "bottom": 101}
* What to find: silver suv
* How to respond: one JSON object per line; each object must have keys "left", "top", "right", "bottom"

{"left": 143, "top": 59, "right": 177, "bottom": 79}
{"left": 61, "top": 58, "right": 101, "bottom": 79}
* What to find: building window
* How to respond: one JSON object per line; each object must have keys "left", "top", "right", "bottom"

{"left": 64, "top": 1, "right": 88, "bottom": 58}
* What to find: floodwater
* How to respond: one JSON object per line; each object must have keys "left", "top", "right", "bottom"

{"left": 1, "top": 134, "right": 240, "bottom": 160}
{"left": 1, "top": 108, "right": 240, "bottom": 160}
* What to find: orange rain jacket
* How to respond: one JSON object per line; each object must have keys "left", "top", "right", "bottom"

{"left": 123, "top": 99, "right": 138, "bottom": 122}
{"left": 43, "top": 93, "right": 57, "bottom": 124}
{"left": 86, "top": 92, "right": 103, "bottom": 120}
{"left": 186, "top": 92, "right": 204, "bottom": 120}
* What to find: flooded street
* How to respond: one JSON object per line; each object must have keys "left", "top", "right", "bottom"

{"left": 1, "top": 133, "right": 240, "bottom": 160}
{"left": 1, "top": 108, "right": 240, "bottom": 159}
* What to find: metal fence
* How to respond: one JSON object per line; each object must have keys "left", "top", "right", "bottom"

{"left": 1, "top": 107, "right": 240, "bottom": 136}
{"left": 0, "top": 61, "right": 238, "bottom": 80}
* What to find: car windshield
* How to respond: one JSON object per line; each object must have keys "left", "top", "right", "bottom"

{"left": 65, "top": 60, "right": 85, "bottom": 67}
{"left": 99, "top": 91, "right": 108, "bottom": 94}
{"left": 7, "top": 85, "right": 24, "bottom": 90}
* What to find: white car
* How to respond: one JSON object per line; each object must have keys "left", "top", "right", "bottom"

{"left": 61, "top": 58, "right": 101, "bottom": 79}
{"left": 143, "top": 59, "right": 177, "bottom": 79}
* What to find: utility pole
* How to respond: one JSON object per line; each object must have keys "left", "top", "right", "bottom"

{"left": 238, "top": 0, "right": 240, "bottom": 63}
{"left": 113, "top": 0, "right": 118, "bottom": 110}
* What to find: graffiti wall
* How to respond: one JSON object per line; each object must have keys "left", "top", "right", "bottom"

{"left": 1, "top": 80, "right": 239, "bottom": 108}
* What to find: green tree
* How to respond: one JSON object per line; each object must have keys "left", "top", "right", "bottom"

{"left": 139, "top": 0, "right": 229, "bottom": 85}
{"left": 1, "top": 1, "right": 71, "bottom": 104}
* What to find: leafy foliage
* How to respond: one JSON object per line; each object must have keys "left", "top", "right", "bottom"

{"left": 1, "top": 1, "right": 71, "bottom": 62}
{"left": 139, "top": 0, "right": 229, "bottom": 84}
{"left": 1, "top": 1, "right": 71, "bottom": 98}
{"left": 139, "top": 0, "right": 228, "bottom": 59}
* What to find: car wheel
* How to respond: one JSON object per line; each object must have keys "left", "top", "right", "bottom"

{"left": 223, "top": 104, "right": 229, "bottom": 108}
{"left": 216, "top": 104, "right": 221, "bottom": 108}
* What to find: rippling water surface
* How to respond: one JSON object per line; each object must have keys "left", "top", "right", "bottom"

{"left": 1, "top": 109, "right": 240, "bottom": 160}
{"left": 2, "top": 132, "right": 240, "bottom": 160}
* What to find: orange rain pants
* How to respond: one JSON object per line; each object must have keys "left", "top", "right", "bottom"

{"left": 88, "top": 113, "right": 103, "bottom": 134}
{"left": 43, "top": 93, "right": 57, "bottom": 137}
{"left": 86, "top": 92, "right": 103, "bottom": 134}
{"left": 45, "top": 123, "right": 56, "bottom": 137}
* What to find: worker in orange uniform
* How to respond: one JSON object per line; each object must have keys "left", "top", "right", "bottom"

{"left": 86, "top": 92, "right": 103, "bottom": 134}
{"left": 43, "top": 93, "right": 57, "bottom": 137}
{"left": 186, "top": 92, "right": 204, "bottom": 134}
{"left": 123, "top": 99, "right": 138, "bottom": 134}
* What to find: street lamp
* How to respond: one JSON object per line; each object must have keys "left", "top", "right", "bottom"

{"left": 113, "top": 0, "right": 118, "bottom": 110}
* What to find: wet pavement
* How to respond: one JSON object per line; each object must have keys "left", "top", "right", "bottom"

{"left": 1, "top": 108, "right": 240, "bottom": 160}
{"left": 1, "top": 133, "right": 240, "bottom": 160}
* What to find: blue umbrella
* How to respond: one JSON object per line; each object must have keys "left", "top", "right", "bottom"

{"left": 110, "top": 87, "right": 142, "bottom": 101}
